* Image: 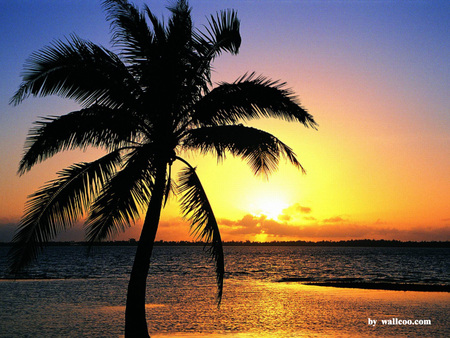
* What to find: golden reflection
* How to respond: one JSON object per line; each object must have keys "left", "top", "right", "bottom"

{"left": 81, "top": 280, "right": 450, "bottom": 337}
{"left": 99, "top": 303, "right": 166, "bottom": 313}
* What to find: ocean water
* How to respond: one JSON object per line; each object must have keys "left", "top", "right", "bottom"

{"left": 0, "top": 245, "right": 449, "bottom": 337}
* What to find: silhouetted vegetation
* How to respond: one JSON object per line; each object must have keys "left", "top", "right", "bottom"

{"left": 1, "top": 239, "right": 448, "bottom": 247}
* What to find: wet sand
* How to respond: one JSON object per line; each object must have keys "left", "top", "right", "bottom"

{"left": 302, "top": 281, "right": 450, "bottom": 292}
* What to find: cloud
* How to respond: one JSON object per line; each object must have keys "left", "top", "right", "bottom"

{"left": 282, "top": 203, "right": 312, "bottom": 215}
{"left": 323, "top": 216, "right": 346, "bottom": 223}
{"left": 220, "top": 216, "right": 306, "bottom": 238}
{"left": 277, "top": 214, "right": 291, "bottom": 221}
{"left": 221, "top": 215, "right": 366, "bottom": 238}
{"left": 217, "top": 214, "right": 450, "bottom": 242}
{"left": 3, "top": 214, "right": 449, "bottom": 243}
{"left": 276, "top": 203, "right": 313, "bottom": 223}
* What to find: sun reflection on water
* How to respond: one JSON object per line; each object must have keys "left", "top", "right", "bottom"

{"left": 145, "top": 280, "right": 449, "bottom": 337}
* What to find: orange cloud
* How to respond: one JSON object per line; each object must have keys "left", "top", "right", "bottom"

{"left": 323, "top": 216, "right": 346, "bottom": 223}
{"left": 2, "top": 214, "right": 448, "bottom": 244}
{"left": 278, "top": 214, "right": 291, "bottom": 221}
{"left": 217, "top": 214, "right": 450, "bottom": 242}
{"left": 275, "top": 203, "right": 314, "bottom": 223}
{"left": 282, "top": 203, "right": 312, "bottom": 215}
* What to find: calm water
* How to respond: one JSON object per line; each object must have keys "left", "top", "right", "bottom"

{"left": 0, "top": 245, "right": 449, "bottom": 337}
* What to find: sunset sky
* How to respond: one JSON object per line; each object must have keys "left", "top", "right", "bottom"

{"left": 0, "top": 0, "right": 448, "bottom": 242}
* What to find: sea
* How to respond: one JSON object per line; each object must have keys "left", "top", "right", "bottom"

{"left": 0, "top": 245, "right": 449, "bottom": 337}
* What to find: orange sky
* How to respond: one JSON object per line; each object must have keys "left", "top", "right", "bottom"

{"left": 0, "top": 1, "right": 449, "bottom": 242}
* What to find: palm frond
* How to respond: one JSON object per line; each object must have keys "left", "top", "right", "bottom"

{"left": 144, "top": 5, "right": 167, "bottom": 43}
{"left": 183, "top": 125, "right": 305, "bottom": 178}
{"left": 196, "top": 9, "right": 241, "bottom": 57}
{"left": 192, "top": 73, "right": 317, "bottom": 128}
{"left": 18, "top": 105, "right": 141, "bottom": 175}
{"left": 10, "top": 34, "right": 140, "bottom": 108}
{"left": 163, "top": 163, "right": 178, "bottom": 207}
{"left": 8, "top": 151, "right": 122, "bottom": 274}
{"left": 85, "top": 145, "right": 155, "bottom": 243}
{"left": 167, "top": 0, "right": 192, "bottom": 45}
{"left": 190, "top": 9, "right": 240, "bottom": 90}
{"left": 103, "top": 0, "right": 156, "bottom": 63}
{"left": 177, "top": 161, "right": 224, "bottom": 304}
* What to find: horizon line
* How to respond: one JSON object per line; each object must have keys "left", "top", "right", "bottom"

{"left": 1, "top": 239, "right": 449, "bottom": 247}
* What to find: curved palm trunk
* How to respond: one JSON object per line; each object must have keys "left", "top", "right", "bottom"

{"left": 125, "top": 163, "right": 167, "bottom": 337}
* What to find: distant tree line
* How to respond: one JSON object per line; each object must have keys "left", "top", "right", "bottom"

{"left": 1, "top": 239, "right": 449, "bottom": 247}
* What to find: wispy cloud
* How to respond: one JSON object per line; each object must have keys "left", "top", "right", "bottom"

{"left": 323, "top": 216, "right": 346, "bottom": 223}
{"left": 276, "top": 203, "right": 313, "bottom": 222}
{"left": 282, "top": 203, "right": 312, "bottom": 215}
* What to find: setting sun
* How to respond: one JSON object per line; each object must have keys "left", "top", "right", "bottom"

{"left": 249, "top": 196, "right": 288, "bottom": 220}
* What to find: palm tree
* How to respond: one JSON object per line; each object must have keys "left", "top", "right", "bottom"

{"left": 8, "top": 0, "right": 317, "bottom": 336}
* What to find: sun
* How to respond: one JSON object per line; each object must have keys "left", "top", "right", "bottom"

{"left": 249, "top": 195, "right": 287, "bottom": 220}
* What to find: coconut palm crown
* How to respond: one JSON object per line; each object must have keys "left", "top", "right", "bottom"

{"left": 8, "top": 0, "right": 317, "bottom": 336}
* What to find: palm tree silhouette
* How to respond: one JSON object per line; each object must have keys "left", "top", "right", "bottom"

{"left": 8, "top": 0, "right": 317, "bottom": 336}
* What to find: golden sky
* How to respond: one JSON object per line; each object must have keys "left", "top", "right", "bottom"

{"left": 0, "top": 1, "right": 449, "bottom": 242}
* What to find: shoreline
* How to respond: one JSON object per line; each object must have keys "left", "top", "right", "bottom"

{"left": 2, "top": 277, "right": 449, "bottom": 292}
{"left": 303, "top": 281, "right": 450, "bottom": 292}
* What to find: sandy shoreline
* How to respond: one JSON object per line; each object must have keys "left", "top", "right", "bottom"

{"left": 302, "top": 281, "right": 450, "bottom": 292}
{"left": 4, "top": 276, "right": 449, "bottom": 293}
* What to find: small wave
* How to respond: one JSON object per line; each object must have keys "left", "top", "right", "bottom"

{"left": 228, "top": 271, "right": 250, "bottom": 276}
{"left": 0, "top": 277, "right": 102, "bottom": 282}
{"left": 0, "top": 278, "right": 70, "bottom": 282}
